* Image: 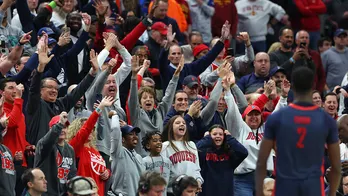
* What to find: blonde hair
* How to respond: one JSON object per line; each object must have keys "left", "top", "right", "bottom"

{"left": 267, "top": 42, "right": 281, "bottom": 54}
{"left": 66, "top": 118, "right": 97, "bottom": 148}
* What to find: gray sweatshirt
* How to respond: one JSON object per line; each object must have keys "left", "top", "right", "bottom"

{"left": 110, "top": 115, "right": 145, "bottom": 196}
{"left": 199, "top": 45, "right": 255, "bottom": 87}
{"left": 34, "top": 123, "right": 77, "bottom": 196}
{"left": 85, "top": 47, "right": 131, "bottom": 156}
{"left": 128, "top": 76, "right": 179, "bottom": 157}
{"left": 0, "top": 144, "right": 16, "bottom": 196}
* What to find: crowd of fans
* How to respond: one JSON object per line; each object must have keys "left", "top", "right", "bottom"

{"left": 0, "top": 0, "right": 347, "bottom": 195}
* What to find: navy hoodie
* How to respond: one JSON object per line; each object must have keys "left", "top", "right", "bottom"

{"left": 196, "top": 135, "right": 248, "bottom": 196}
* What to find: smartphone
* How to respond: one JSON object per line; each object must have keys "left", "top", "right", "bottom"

{"left": 300, "top": 42, "right": 306, "bottom": 48}
{"left": 336, "top": 87, "right": 342, "bottom": 94}
{"left": 227, "top": 48, "right": 234, "bottom": 56}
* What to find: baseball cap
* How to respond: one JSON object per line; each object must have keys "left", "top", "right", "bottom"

{"left": 334, "top": 29, "right": 348, "bottom": 37}
{"left": 48, "top": 38, "right": 57, "bottom": 45}
{"left": 151, "top": 22, "right": 168, "bottom": 35}
{"left": 270, "top": 66, "right": 286, "bottom": 77}
{"left": 38, "top": 27, "right": 55, "bottom": 36}
{"left": 49, "top": 115, "right": 70, "bottom": 128}
{"left": 69, "top": 177, "right": 96, "bottom": 195}
{"left": 121, "top": 125, "right": 141, "bottom": 136}
{"left": 183, "top": 75, "right": 199, "bottom": 88}
{"left": 242, "top": 105, "right": 261, "bottom": 118}
{"left": 193, "top": 44, "right": 209, "bottom": 57}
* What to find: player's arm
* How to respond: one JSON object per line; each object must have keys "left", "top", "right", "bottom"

{"left": 327, "top": 142, "right": 341, "bottom": 196}
{"left": 255, "top": 138, "right": 274, "bottom": 196}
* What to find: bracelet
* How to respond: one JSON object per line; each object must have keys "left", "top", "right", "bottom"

{"left": 96, "top": 107, "right": 102, "bottom": 114}
{"left": 289, "top": 57, "right": 295, "bottom": 64}
{"left": 246, "top": 44, "right": 251, "bottom": 48}
{"left": 17, "top": 41, "right": 25, "bottom": 46}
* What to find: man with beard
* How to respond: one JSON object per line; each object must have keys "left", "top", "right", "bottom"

{"left": 109, "top": 111, "right": 145, "bottom": 196}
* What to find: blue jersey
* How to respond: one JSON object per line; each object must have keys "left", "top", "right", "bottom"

{"left": 264, "top": 102, "right": 338, "bottom": 180}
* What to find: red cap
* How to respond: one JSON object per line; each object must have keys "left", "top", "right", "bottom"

{"left": 49, "top": 115, "right": 70, "bottom": 128}
{"left": 151, "top": 22, "right": 168, "bottom": 35}
{"left": 193, "top": 44, "right": 209, "bottom": 57}
{"left": 242, "top": 105, "right": 261, "bottom": 118}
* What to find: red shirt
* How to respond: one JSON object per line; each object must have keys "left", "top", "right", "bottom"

{"left": 69, "top": 111, "right": 108, "bottom": 196}
{"left": 2, "top": 99, "right": 29, "bottom": 167}
{"left": 291, "top": 0, "right": 327, "bottom": 31}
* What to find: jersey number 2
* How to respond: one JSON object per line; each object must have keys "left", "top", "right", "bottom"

{"left": 296, "top": 127, "right": 307, "bottom": 148}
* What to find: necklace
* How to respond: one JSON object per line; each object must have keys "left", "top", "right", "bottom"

{"left": 150, "top": 155, "right": 164, "bottom": 174}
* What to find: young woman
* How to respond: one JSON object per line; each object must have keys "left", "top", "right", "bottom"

{"left": 161, "top": 115, "right": 203, "bottom": 192}
{"left": 312, "top": 90, "right": 323, "bottom": 107}
{"left": 197, "top": 124, "right": 248, "bottom": 196}
{"left": 67, "top": 96, "right": 114, "bottom": 196}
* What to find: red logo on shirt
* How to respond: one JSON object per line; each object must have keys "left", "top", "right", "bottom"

{"left": 0, "top": 150, "right": 15, "bottom": 175}
{"left": 245, "top": 132, "right": 264, "bottom": 141}
{"left": 56, "top": 150, "right": 73, "bottom": 183}
{"left": 169, "top": 151, "right": 196, "bottom": 165}
{"left": 206, "top": 153, "right": 230, "bottom": 162}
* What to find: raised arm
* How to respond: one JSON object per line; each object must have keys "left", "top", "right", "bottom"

{"left": 110, "top": 111, "right": 124, "bottom": 159}
{"left": 128, "top": 56, "right": 142, "bottom": 125}
{"left": 113, "top": 36, "right": 132, "bottom": 85}
{"left": 6, "top": 85, "right": 24, "bottom": 128}
{"left": 234, "top": 32, "right": 254, "bottom": 74}
{"left": 225, "top": 85, "right": 246, "bottom": 138}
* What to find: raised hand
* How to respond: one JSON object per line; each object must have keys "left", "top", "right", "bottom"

{"left": 167, "top": 24, "right": 176, "bottom": 44}
{"left": 264, "top": 80, "right": 275, "bottom": 97}
{"left": 59, "top": 111, "right": 68, "bottom": 125}
{"left": 188, "top": 100, "right": 202, "bottom": 118}
{"left": 81, "top": 13, "right": 91, "bottom": 32}
{"left": 54, "top": 0, "right": 64, "bottom": 7}
{"left": 89, "top": 49, "right": 99, "bottom": 71}
{"left": 38, "top": 42, "right": 54, "bottom": 72}
{"left": 93, "top": 0, "right": 108, "bottom": 17}
{"left": 98, "top": 96, "right": 115, "bottom": 110}
{"left": 108, "top": 54, "right": 118, "bottom": 71}
{"left": 217, "top": 61, "right": 232, "bottom": 79}
{"left": 1, "top": 0, "right": 15, "bottom": 10}
{"left": 131, "top": 55, "right": 143, "bottom": 77}
{"left": 222, "top": 71, "right": 235, "bottom": 90}
{"left": 143, "top": 59, "right": 151, "bottom": 70}
{"left": 37, "top": 33, "right": 48, "bottom": 52}
{"left": 58, "top": 31, "right": 71, "bottom": 46}
{"left": 15, "top": 84, "right": 24, "bottom": 98}
{"left": 148, "top": 4, "right": 158, "bottom": 19}
{"left": 105, "top": 16, "right": 116, "bottom": 26}
{"left": 281, "top": 79, "right": 291, "bottom": 97}
{"left": 220, "top": 21, "right": 231, "bottom": 41}
{"left": 19, "top": 31, "right": 32, "bottom": 45}
{"left": 174, "top": 55, "right": 184, "bottom": 77}
{"left": 236, "top": 32, "right": 251, "bottom": 46}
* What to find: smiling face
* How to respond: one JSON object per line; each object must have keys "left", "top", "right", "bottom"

{"left": 279, "top": 29, "right": 293, "bottom": 49}
{"left": 140, "top": 91, "right": 155, "bottom": 112}
{"left": 312, "top": 92, "right": 322, "bottom": 107}
{"left": 245, "top": 110, "right": 262, "bottom": 129}
{"left": 123, "top": 131, "right": 139, "bottom": 150}
{"left": 102, "top": 75, "right": 117, "bottom": 98}
{"left": 324, "top": 95, "right": 338, "bottom": 117}
{"left": 210, "top": 127, "right": 224, "bottom": 147}
{"left": 173, "top": 92, "right": 188, "bottom": 113}
{"left": 217, "top": 93, "right": 227, "bottom": 113}
{"left": 173, "top": 116, "right": 186, "bottom": 140}
{"left": 183, "top": 85, "right": 198, "bottom": 101}
{"left": 41, "top": 79, "right": 59, "bottom": 102}
{"left": 62, "top": 0, "right": 75, "bottom": 13}
{"left": 67, "top": 13, "right": 82, "bottom": 32}
{"left": 147, "top": 134, "right": 162, "bottom": 155}
{"left": 1, "top": 81, "right": 17, "bottom": 103}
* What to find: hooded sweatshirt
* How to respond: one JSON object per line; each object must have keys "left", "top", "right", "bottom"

{"left": 110, "top": 114, "right": 145, "bottom": 196}
{"left": 34, "top": 123, "right": 77, "bottom": 196}
{"left": 197, "top": 135, "right": 248, "bottom": 196}
{"left": 0, "top": 143, "right": 16, "bottom": 196}
{"left": 224, "top": 88, "right": 287, "bottom": 174}
{"left": 128, "top": 75, "right": 179, "bottom": 157}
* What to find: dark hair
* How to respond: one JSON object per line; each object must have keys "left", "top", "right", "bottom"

{"left": 22, "top": 168, "right": 35, "bottom": 189}
{"left": 0, "top": 78, "right": 16, "bottom": 91}
{"left": 279, "top": 26, "right": 293, "bottom": 36}
{"left": 66, "top": 11, "right": 82, "bottom": 24}
{"left": 141, "top": 131, "right": 162, "bottom": 151}
{"left": 162, "top": 115, "right": 194, "bottom": 153}
{"left": 172, "top": 175, "right": 198, "bottom": 196}
{"left": 208, "top": 124, "right": 230, "bottom": 152}
{"left": 291, "top": 67, "right": 314, "bottom": 95}
{"left": 138, "top": 171, "right": 166, "bottom": 194}
{"left": 324, "top": 92, "right": 338, "bottom": 102}
{"left": 317, "top": 37, "right": 332, "bottom": 48}
{"left": 173, "top": 90, "right": 188, "bottom": 103}
{"left": 123, "top": 16, "right": 141, "bottom": 35}
{"left": 40, "top": 77, "right": 59, "bottom": 88}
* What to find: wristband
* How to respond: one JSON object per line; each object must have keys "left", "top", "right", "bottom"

{"left": 142, "top": 17, "right": 153, "bottom": 27}
{"left": 17, "top": 41, "right": 25, "bottom": 46}
{"left": 49, "top": 1, "right": 57, "bottom": 9}
{"left": 289, "top": 57, "right": 295, "bottom": 64}
{"left": 96, "top": 107, "right": 102, "bottom": 114}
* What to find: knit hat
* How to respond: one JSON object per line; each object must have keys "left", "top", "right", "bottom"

{"left": 193, "top": 44, "right": 209, "bottom": 57}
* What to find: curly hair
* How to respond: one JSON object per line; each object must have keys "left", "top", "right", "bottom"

{"left": 141, "top": 131, "right": 162, "bottom": 151}
{"left": 66, "top": 118, "right": 97, "bottom": 149}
